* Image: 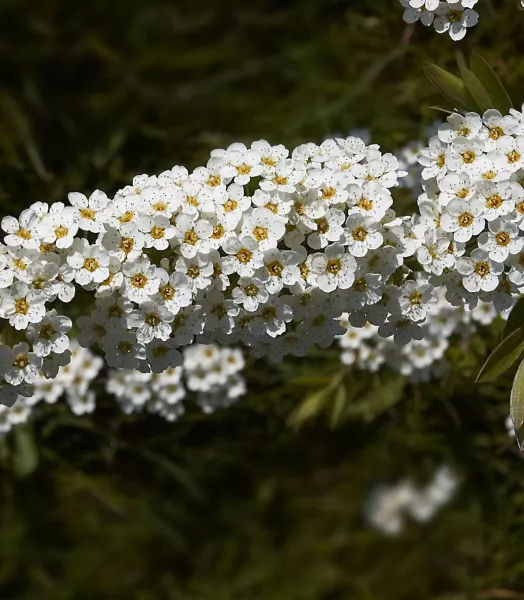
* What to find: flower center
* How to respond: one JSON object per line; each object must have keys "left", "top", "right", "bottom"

{"left": 212, "top": 225, "right": 225, "bottom": 239}
{"left": 17, "top": 228, "right": 32, "bottom": 240}
{"left": 207, "top": 175, "right": 221, "bottom": 187}
{"left": 352, "top": 226, "right": 368, "bottom": 241}
{"left": 458, "top": 212, "right": 474, "bottom": 227}
{"left": 32, "top": 277, "right": 46, "bottom": 290}
{"left": 152, "top": 202, "right": 167, "bottom": 213}
{"left": 224, "top": 200, "right": 238, "bottom": 212}
{"left": 316, "top": 218, "right": 329, "bottom": 234}
{"left": 236, "top": 164, "right": 251, "bottom": 176}
{"left": 55, "top": 226, "right": 68, "bottom": 239}
{"left": 462, "top": 151, "right": 476, "bottom": 164}
{"left": 187, "top": 265, "right": 200, "bottom": 278}
{"left": 475, "top": 262, "right": 490, "bottom": 277}
{"left": 84, "top": 258, "right": 100, "bottom": 272}
{"left": 244, "top": 284, "right": 259, "bottom": 297}
{"left": 14, "top": 354, "right": 29, "bottom": 368}
{"left": 456, "top": 188, "right": 469, "bottom": 199}
{"left": 458, "top": 126, "right": 470, "bottom": 137}
{"left": 495, "top": 232, "right": 511, "bottom": 246}
{"left": 80, "top": 208, "right": 96, "bottom": 220}
{"left": 357, "top": 197, "right": 373, "bottom": 211}
{"left": 410, "top": 291, "right": 423, "bottom": 305}
{"left": 15, "top": 298, "right": 29, "bottom": 314}
{"left": 131, "top": 274, "right": 147, "bottom": 288}
{"left": 267, "top": 261, "right": 283, "bottom": 276}
{"left": 508, "top": 151, "right": 521, "bottom": 164}
{"left": 322, "top": 187, "right": 336, "bottom": 200}
{"left": 486, "top": 194, "right": 502, "bottom": 209}
{"left": 150, "top": 226, "right": 165, "bottom": 240}
{"left": 120, "top": 237, "right": 134, "bottom": 254}
{"left": 119, "top": 211, "right": 135, "bottom": 224}
{"left": 39, "top": 323, "right": 55, "bottom": 339}
{"left": 184, "top": 230, "right": 199, "bottom": 245}
{"left": 327, "top": 258, "right": 342, "bottom": 275}
{"left": 273, "top": 176, "right": 288, "bottom": 186}
{"left": 253, "top": 226, "right": 268, "bottom": 241}
{"left": 489, "top": 126, "right": 504, "bottom": 140}
{"left": 236, "top": 248, "right": 253, "bottom": 263}
{"left": 145, "top": 312, "right": 161, "bottom": 327}
{"left": 160, "top": 284, "right": 175, "bottom": 300}
{"left": 186, "top": 195, "right": 199, "bottom": 207}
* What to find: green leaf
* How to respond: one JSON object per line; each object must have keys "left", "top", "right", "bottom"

{"left": 11, "top": 427, "right": 38, "bottom": 479}
{"left": 344, "top": 375, "right": 405, "bottom": 421}
{"left": 470, "top": 50, "right": 513, "bottom": 114}
{"left": 503, "top": 296, "right": 524, "bottom": 340}
{"left": 476, "top": 328, "right": 524, "bottom": 383}
{"left": 424, "top": 64, "right": 475, "bottom": 112}
{"left": 510, "top": 359, "right": 524, "bottom": 438}
{"left": 329, "top": 384, "right": 347, "bottom": 428}
{"left": 460, "top": 67, "right": 493, "bottom": 114}
{"left": 288, "top": 387, "right": 331, "bottom": 428}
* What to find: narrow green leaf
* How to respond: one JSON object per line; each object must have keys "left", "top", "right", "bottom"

{"left": 510, "top": 359, "right": 524, "bottom": 437}
{"left": 344, "top": 375, "right": 405, "bottom": 420}
{"left": 460, "top": 67, "right": 493, "bottom": 114}
{"left": 470, "top": 50, "right": 513, "bottom": 114}
{"left": 329, "top": 384, "right": 347, "bottom": 428}
{"left": 476, "top": 328, "right": 524, "bottom": 383}
{"left": 424, "top": 64, "right": 474, "bottom": 112}
{"left": 428, "top": 105, "right": 455, "bottom": 115}
{"left": 288, "top": 388, "right": 331, "bottom": 428}
{"left": 503, "top": 296, "right": 524, "bottom": 340}
{"left": 11, "top": 427, "right": 38, "bottom": 479}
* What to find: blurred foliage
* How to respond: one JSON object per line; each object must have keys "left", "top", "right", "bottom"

{"left": 2, "top": 0, "right": 524, "bottom": 598}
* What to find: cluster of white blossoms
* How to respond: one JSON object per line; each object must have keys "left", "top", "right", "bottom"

{"left": 0, "top": 341, "right": 103, "bottom": 436}
{"left": 3, "top": 103, "right": 524, "bottom": 411}
{"left": 414, "top": 106, "right": 524, "bottom": 313}
{"left": 0, "top": 342, "right": 245, "bottom": 436}
{"left": 0, "top": 130, "right": 427, "bottom": 407}
{"left": 365, "top": 465, "right": 459, "bottom": 536}
{"left": 399, "top": 0, "right": 479, "bottom": 40}
{"left": 337, "top": 288, "right": 497, "bottom": 382}
{"left": 107, "top": 343, "right": 245, "bottom": 420}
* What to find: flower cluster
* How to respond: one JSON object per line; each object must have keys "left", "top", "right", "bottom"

{"left": 365, "top": 465, "right": 459, "bottom": 535}
{"left": 0, "top": 131, "right": 421, "bottom": 407}
{"left": 107, "top": 343, "right": 245, "bottom": 420}
{"left": 399, "top": 0, "right": 479, "bottom": 40}
{"left": 0, "top": 342, "right": 245, "bottom": 436}
{"left": 337, "top": 280, "right": 505, "bottom": 382}
{"left": 414, "top": 107, "right": 524, "bottom": 313}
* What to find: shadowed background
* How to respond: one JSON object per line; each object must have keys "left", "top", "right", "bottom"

{"left": 1, "top": 1, "right": 524, "bottom": 598}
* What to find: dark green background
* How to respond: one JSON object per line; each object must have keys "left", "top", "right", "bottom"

{"left": 1, "top": 1, "right": 524, "bottom": 598}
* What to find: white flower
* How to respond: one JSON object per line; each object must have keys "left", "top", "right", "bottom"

{"left": 174, "top": 214, "right": 213, "bottom": 258}
{"left": 438, "top": 112, "right": 484, "bottom": 144}
{"left": 345, "top": 214, "right": 384, "bottom": 257}
{"left": 128, "top": 301, "right": 174, "bottom": 343}
{"left": 257, "top": 248, "right": 301, "bottom": 294}
{"left": 456, "top": 249, "right": 505, "bottom": 292}
{"left": 309, "top": 243, "right": 357, "bottom": 292}
{"left": 101, "top": 331, "right": 146, "bottom": 370}
{"left": 222, "top": 235, "right": 264, "bottom": 277}
{"left": 477, "top": 218, "right": 523, "bottom": 262}
{"left": 42, "top": 203, "right": 79, "bottom": 248}
{"left": 232, "top": 276, "right": 269, "bottom": 312}
{"left": 434, "top": 4, "right": 479, "bottom": 41}
{"left": 1, "top": 282, "right": 46, "bottom": 329}
{"left": 101, "top": 223, "right": 145, "bottom": 262}
{"left": 68, "top": 190, "right": 110, "bottom": 233}
{"left": 0, "top": 342, "right": 42, "bottom": 385}
{"left": 122, "top": 260, "right": 160, "bottom": 303}
{"left": 66, "top": 239, "right": 110, "bottom": 286}
{"left": 26, "top": 310, "right": 72, "bottom": 357}
{"left": 155, "top": 270, "right": 193, "bottom": 313}
{"left": 138, "top": 214, "right": 176, "bottom": 250}
{"left": 2, "top": 209, "right": 43, "bottom": 250}
{"left": 440, "top": 199, "right": 485, "bottom": 243}
{"left": 240, "top": 208, "right": 286, "bottom": 251}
